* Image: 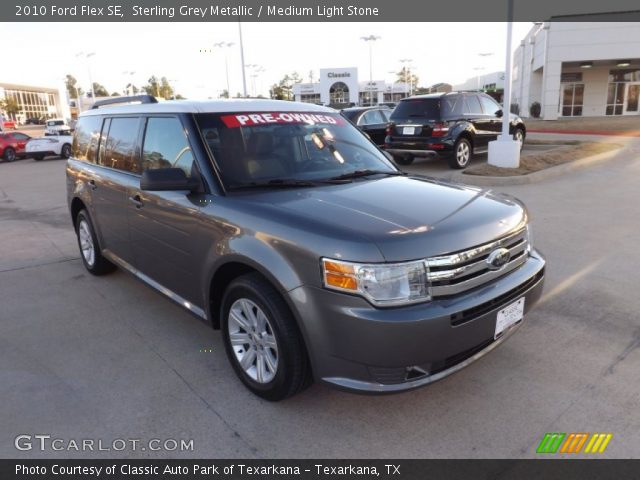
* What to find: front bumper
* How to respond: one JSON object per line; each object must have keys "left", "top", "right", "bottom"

{"left": 288, "top": 250, "right": 545, "bottom": 393}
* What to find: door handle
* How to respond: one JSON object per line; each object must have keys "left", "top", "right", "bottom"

{"left": 87, "top": 180, "right": 97, "bottom": 190}
{"left": 128, "top": 194, "right": 144, "bottom": 208}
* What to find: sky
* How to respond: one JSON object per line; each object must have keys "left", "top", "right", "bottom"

{"left": 2, "top": 22, "right": 534, "bottom": 98}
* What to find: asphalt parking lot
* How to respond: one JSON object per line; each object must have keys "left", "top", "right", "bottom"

{"left": 1, "top": 134, "right": 639, "bottom": 459}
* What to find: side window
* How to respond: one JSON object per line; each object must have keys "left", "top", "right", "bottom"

{"left": 480, "top": 95, "right": 501, "bottom": 115}
{"left": 142, "top": 117, "right": 194, "bottom": 176}
{"left": 72, "top": 115, "right": 103, "bottom": 162}
{"left": 380, "top": 110, "right": 391, "bottom": 122}
{"left": 101, "top": 117, "right": 140, "bottom": 172}
{"left": 13, "top": 133, "right": 30, "bottom": 140}
{"left": 359, "top": 110, "right": 384, "bottom": 126}
{"left": 464, "top": 95, "right": 483, "bottom": 115}
{"left": 441, "top": 95, "right": 463, "bottom": 117}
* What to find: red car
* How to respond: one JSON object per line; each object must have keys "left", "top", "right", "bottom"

{"left": 0, "top": 132, "right": 32, "bottom": 162}
{"left": 2, "top": 119, "right": 17, "bottom": 130}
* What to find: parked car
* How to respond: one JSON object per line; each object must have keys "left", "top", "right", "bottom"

{"left": 0, "top": 132, "right": 32, "bottom": 162}
{"left": 384, "top": 92, "right": 526, "bottom": 169}
{"left": 2, "top": 119, "right": 18, "bottom": 130}
{"left": 26, "top": 134, "right": 73, "bottom": 160}
{"left": 25, "top": 117, "right": 46, "bottom": 125}
{"left": 67, "top": 95, "right": 545, "bottom": 400}
{"left": 45, "top": 118, "right": 72, "bottom": 136}
{"left": 340, "top": 106, "right": 391, "bottom": 146}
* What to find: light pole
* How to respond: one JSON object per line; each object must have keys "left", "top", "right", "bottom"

{"left": 476, "top": 52, "right": 494, "bottom": 92}
{"left": 361, "top": 35, "right": 381, "bottom": 106}
{"left": 400, "top": 59, "right": 413, "bottom": 97}
{"left": 473, "top": 67, "right": 485, "bottom": 91}
{"left": 213, "top": 41, "right": 234, "bottom": 98}
{"left": 122, "top": 71, "right": 136, "bottom": 96}
{"left": 238, "top": 22, "right": 248, "bottom": 97}
{"left": 76, "top": 51, "right": 96, "bottom": 98}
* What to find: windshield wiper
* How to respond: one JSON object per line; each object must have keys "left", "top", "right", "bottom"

{"left": 228, "top": 178, "right": 333, "bottom": 190}
{"left": 329, "top": 169, "right": 408, "bottom": 181}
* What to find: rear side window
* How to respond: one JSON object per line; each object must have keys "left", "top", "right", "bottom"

{"left": 72, "top": 116, "right": 103, "bottom": 162}
{"left": 390, "top": 99, "right": 441, "bottom": 120}
{"left": 359, "top": 110, "right": 385, "bottom": 125}
{"left": 464, "top": 95, "right": 483, "bottom": 114}
{"left": 480, "top": 95, "right": 501, "bottom": 115}
{"left": 101, "top": 117, "right": 140, "bottom": 172}
{"left": 441, "top": 95, "right": 464, "bottom": 117}
{"left": 142, "top": 117, "right": 194, "bottom": 177}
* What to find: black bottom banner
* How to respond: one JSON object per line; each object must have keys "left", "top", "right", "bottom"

{"left": 1, "top": 459, "right": 638, "bottom": 480}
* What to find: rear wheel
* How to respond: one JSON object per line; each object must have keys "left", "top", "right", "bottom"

{"left": 75, "top": 210, "right": 116, "bottom": 275}
{"left": 448, "top": 137, "right": 472, "bottom": 169}
{"left": 60, "top": 144, "right": 71, "bottom": 159}
{"left": 221, "top": 273, "right": 311, "bottom": 401}
{"left": 513, "top": 128, "right": 525, "bottom": 150}
{"left": 3, "top": 147, "right": 16, "bottom": 162}
{"left": 393, "top": 155, "right": 414, "bottom": 166}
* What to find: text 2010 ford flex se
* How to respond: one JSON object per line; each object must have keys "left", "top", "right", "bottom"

{"left": 66, "top": 96, "right": 545, "bottom": 400}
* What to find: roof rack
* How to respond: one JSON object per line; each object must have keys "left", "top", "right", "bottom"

{"left": 91, "top": 95, "right": 158, "bottom": 109}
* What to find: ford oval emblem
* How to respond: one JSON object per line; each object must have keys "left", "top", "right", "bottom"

{"left": 486, "top": 248, "right": 511, "bottom": 271}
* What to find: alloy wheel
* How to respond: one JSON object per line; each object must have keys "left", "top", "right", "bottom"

{"left": 456, "top": 141, "right": 470, "bottom": 166}
{"left": 228, "top": 298, "right": 279, "bottom": 384}
{"left": 78, "top": 219, "right": 95, "bottom": 266}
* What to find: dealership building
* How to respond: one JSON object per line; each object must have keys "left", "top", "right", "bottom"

{"left": 511, "top": 22, "right": 640, "bottom": 120}
{"left": 0, "top": 83, "right": 69, "bottom": 123}
{"left": 292, "top": 68, "right": 410, "bottom": 107}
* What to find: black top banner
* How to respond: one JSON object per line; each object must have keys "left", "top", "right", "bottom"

{"left": 3, "top": 0, "right": 640, "bottom": 22}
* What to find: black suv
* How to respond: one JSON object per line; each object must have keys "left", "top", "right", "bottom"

{"left": 384, "top": 92, "right": 526, "bottom": 169}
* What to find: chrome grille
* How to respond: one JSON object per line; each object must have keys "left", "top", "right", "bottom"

{"left": 427, "top": 228, "right": 529, "bottom": 297}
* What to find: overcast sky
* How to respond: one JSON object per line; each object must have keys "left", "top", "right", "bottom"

{"left": 3, "top": 22, "right": 534, "bottom": 98}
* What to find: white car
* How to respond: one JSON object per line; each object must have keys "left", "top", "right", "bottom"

{"left": 45, "top": 119, "right": 72, "bottom": 136}
{"left": 25, "top": 134, "right": 73, "bottom": 160}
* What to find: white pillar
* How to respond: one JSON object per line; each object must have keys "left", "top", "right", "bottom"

{"left": 488, "top": 1, "right": 521, "bottom": 168}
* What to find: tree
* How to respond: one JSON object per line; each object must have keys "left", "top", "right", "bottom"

{"left": 396, "top": 67, "right": 419, "bottom": 90}
{"left": 91, "top": 82, "right": 109, "bottom": 97}
{"left": 143, "top": 76, "right": 176, "bottom": 100}
{"left": 143, "top": 76, "right": 161, "bottom": 97}
{"left": 269, "top": 72, "right": 302, "bottom": 101}
{"left": 111, "top": 92, "right": 120, "bottom": 97}
{"left": 65, "top": 74, "right": 82, "bottom": 99}
{"left": 125, "top": 83, "right": 140, "bottom": 95}
{"left": 219, "top": 89, "right": 229, "bottom": 99}
{"left": 0, "top": 97, "right": 20, "bottom": 117}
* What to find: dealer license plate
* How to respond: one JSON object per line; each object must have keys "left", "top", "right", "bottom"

{"left": 402, "top": 126, "right": 416, "bottom": 135}
{"left": 495, "top": 297, "right": 525, "bottom": 339}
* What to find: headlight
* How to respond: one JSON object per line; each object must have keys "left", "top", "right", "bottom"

{"left": 525, "top": 224, "right": 533, "bottom": 253}
{"left": 322, "top": 258, "right": 430, "bottom": 307}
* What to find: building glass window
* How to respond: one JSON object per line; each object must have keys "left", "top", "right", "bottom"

{"left": 561, "top": 83, "right": 584, "bottom": 117}
{"left": 606, "top": 83, "right": 625, "bottom": 115}
{"left": 329, "top": 82, "right": 350, "bottom": 104}
{"left": 300, "top": 93, "right": 320, "bottom": 104}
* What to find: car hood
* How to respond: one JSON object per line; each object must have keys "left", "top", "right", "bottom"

{"left": 245, "top": 176, "right": 527, "bottom": 262}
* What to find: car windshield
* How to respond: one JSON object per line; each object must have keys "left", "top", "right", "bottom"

{"left": 195, "top": 111, "right": 396, "bottom": 189}
{"left": 391, "top": 98, "right": 440, "bottom": 120}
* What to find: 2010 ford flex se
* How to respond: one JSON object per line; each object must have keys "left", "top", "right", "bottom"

{"left": 66, "top": 96, "right": 545, "bottom": 400}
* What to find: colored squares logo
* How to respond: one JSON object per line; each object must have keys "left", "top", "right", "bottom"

{"left": 537, "top": 433, "right": 612, "bottom": 454}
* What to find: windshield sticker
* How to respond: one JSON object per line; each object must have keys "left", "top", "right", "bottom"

{"left": 221, "top": 112, "right": 344, "bottom": 128}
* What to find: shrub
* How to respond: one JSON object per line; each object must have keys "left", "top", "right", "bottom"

{"left": 530, "top": 102, "right": 541, "bottom": 118}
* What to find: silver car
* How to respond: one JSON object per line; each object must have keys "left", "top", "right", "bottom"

{"left": 66, "top": 96, "right": 545, "bottom": 400}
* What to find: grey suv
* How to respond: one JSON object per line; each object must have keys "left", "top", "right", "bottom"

{"left": 66, "top": 95, "right": 545, "bottom": 400}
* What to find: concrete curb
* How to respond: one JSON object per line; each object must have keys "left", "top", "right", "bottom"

{"left": 451, "top": 146, "right": 624, "bottom": 187}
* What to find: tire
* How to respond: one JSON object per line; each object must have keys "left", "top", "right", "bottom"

{"left": 74, "top": 209, "right": 116, "bottom": 275}
{"left": 33, "top": 155, "right": 44, "bottom": 161}
{"left": 393, "top": 155, "right": 414, "bottom": 166}
{"left": 513, "top": 128, "right": 525, "bottom": 151}
{"left": 221, "top": 273, "right": 311, "bottom": 401}
{"left": 448, "top": 137, "right": 472, "bottom": 169}
{"left": 3, "top": 147, "right": 16, "bottom": 162}
{"left": 60, "top": 144, "right": 71, "bottom": 159}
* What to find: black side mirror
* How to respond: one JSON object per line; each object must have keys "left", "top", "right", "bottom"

{"left": 495, "top": 109, "right": 503, "bottom": 118}
{"left": 140, "top": 168, "right": 198, "bottom": 192}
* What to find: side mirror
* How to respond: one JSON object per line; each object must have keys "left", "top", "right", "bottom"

{"left": 495, "top": 109, "right": 503, "bottom": 118}
{"left": 140, "top": 168, "right": 198, "bottom": 192}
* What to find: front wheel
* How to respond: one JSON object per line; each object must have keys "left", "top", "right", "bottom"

{"left": 448, "top": 137, "right": 472, "bottom": 169}
{"left": 221, "top": 273, "right": 311, "bottom": 401}
{"left": 75, "top": 210, "right": 116, "bottom": 275}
